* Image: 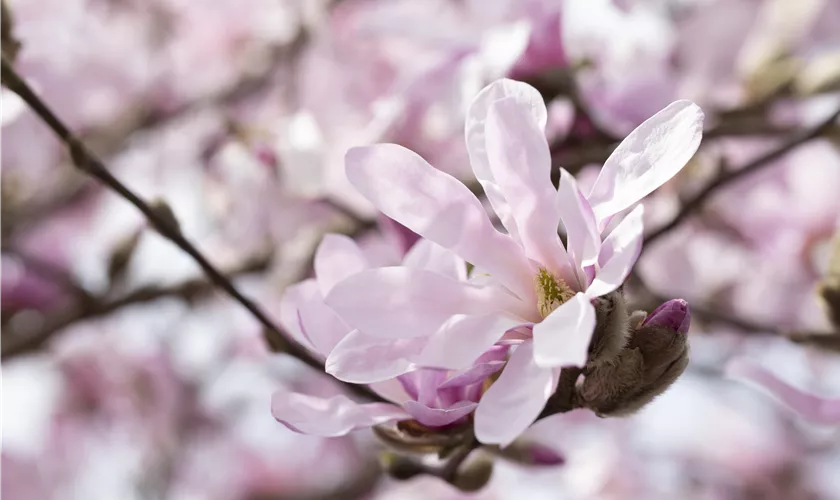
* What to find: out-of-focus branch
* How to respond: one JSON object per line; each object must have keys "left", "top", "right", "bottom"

{"left": 1, "top": 57, "right": 384, "bottom": 403}
{"left": 644, "top": 106, "right": 840, "bottom": 247}
{"left": 1, "top": 252, "right": 271, "bottom": 359}
{"left": 3, "top": 31, "right": 310, "bottom": 238}
{"left": 630, "top": 274, "right": 840, "bottom": 353}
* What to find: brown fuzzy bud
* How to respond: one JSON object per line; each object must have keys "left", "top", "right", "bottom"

{"left": 579, "top": 300, "right": 690, "bottom": 417}
{"left": 587, "top": 290, "right": 631, "bottom": 367}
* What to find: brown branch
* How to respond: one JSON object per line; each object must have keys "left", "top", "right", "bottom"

{"left": 630, "top": 275, "right": 840, "bottom": 353}
{"left": 644, "top": 106, "right": 840, "bottom": 247}
{"left": 1, "top": 253, "right": 271, "bottom": 358}
{"left": 1, "top": 56, "right": 384, "bottom": 403}
{"left": 3, "top": 31, "right": 309, "bottom": 238}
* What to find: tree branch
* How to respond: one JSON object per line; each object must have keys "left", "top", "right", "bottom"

{"left": 644, "top": 106, "right": 840, "bottom": 247}
{"left": 1, "top": 56, "right": 384, "bottom": 402}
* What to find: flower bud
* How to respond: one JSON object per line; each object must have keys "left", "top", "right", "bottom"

{"left": 641, "top": 298, "right": 691, "bottom": 334}
{"left": 380, "top": 452, "right": 426, "bottom": 481}
{"left": 491, "top": 440, "right": 566, "bottom": 467}
{"left": 579, "top": 300, "right": 690, "bottom": 417}
{"left": 450, "top": 456, "right": 494, "bottom": 492}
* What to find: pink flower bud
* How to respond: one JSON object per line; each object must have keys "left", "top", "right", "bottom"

{"left": 642, "top": 298, "right": 690, "bottom": 335}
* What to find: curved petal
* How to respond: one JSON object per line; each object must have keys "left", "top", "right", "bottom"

{"left": 314, "top": 234, "right": 370, "bottom": 296}
{"left": 588, "top": 100, "right": 704, "bottom": 226}
{"left": 532, "top": 293, "right": 597, "bottom": 368}
{"left": 556, "top": 168, "right": 600, "bottom": 288}
{"left": 402, "top": 239, "right": 466, "bottom": 281}
{"left": 345, "top": 144, "right": 534, "bottom": 301}
{"left": 369, "top": 379, "right": 413, "bottom": 405}
{"left": 414, "top": 314, "right": 525, "bottom": 370}
{"left": 466, "top": 79, "right": 548, "bottom": 240}
{"left": 726, "top": 359, "right": 840, "bottom": 425}
{"left": 325, "top": 267, "right": 520, "bottom": 339}
{"left": 326, "top": 330, "right": 426, "bottom": 383}
{"left": 403, "top": 400, "right": 478, "bottom": 428}
{"left": 278, "top": 279, "right": 319, "bottom": 352}
{"left": 485, "top": 98, "right": 571, "bottom": 277}
{"left": 271, "top": 392, "right": 408, "bottom": 437}
{"left": 298, "top": 292, "right": 351, "bottom": 356}
{"left": 586, "top": 205, "right": 645, "bottom": 298}
{"left": 474, "top": 342, "right": 555, "bottom": 446}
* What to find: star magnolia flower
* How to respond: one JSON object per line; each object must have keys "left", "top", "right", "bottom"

{"left": 272, "top": 234, "right": 511, "bottom": 435}
{"left": 323, "top": 79, "right": 703, "bottom": 445}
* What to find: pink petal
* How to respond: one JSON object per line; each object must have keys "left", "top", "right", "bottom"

{"left": 325, "top": 330, "right": 425, "bottom": 384}
{"left": 532, "top": 293, "right": 596, "bottom": 368}
{"left": 314, "top": 234, "right": 370, "bottom": 296}
{"left": 402, "top": 239, "right": 466, "bottom": 281}
{"left": 485, "top": 98, "right": 572, "bottom": 279}
{"left": 438, "top": 361, "right": 506, "bottom": 391}
{"left": 297, "top": 291, "right": 352, "bottom": 356}
{"left": 465, "top": 79, "right": 548, "bottom": 241}
{"left": 556, "top": 168, "right": 600, "bottom": 288}
{"left": 474, "top": 342, "right": 556, "bottom": 446}
{"left": 588, "top": 100, "right": 704, "bottom": 226}
{"left": 325, "top": 267, "right": 520, "bottom": 339}
{"left": 271, "top": 392, "right": 408, "bottom": 437}
{"left": 726, "top": 359, "right": 840, "bottom": 425}
{"left": 345, "top": 144, "right": 535, "bottom": 301}
{"left": 369, "top": 379, "right": 413, "bottom": 405}
{"left": 586, "top": 205, "right": 645, "bottom": 298}
{"left": 414, "top": 314, "right": 525, "bottom": 370}
{"left": 403, "top": 400, "right": 478, "bottom": 428}
{"left": 277, "top": 279, "right": 320, "bottom": 352}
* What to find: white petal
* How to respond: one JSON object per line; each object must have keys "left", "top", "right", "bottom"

{"left": 532, "top": 293, "right": 597, "bottom": 368}
{"left": 556, "top": 168, "right": 600, "bottom": 288}
{"left": 485, "top": 98, "right": 571, "bottom": 277}
{"left": 346, "top": 144, "right": 535, "bottom": 300}
{"left": 414, "top": 314, "right": 525, "bottom": 370}
{"left": 474, "top": 343, "right": 555, "bottom": 446}
{"left": 325, "top": 267, "right": 520, "bottom": 339}
{"left": 466, "top": 78, "right": 548, "bottom": 240}
{"left": 588, "top": 100, "right": 704, "bottom": 226}
{"left": 314, "top": 234, "right": 370, "bottom": 296}
{"left": 326, "top": 330, "right": 425, "bottom": 384}
{"left": 402, "top": 239, "right": 467, "bottom": 281}
{"left": 271, "top": 392, "right": 408, "bottom": 437}
{"left": 586, "top": 205, "right": 645, "bottom": 298}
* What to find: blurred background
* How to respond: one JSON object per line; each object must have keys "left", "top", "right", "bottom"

{"left": 2, "top": 0, "right": 840, "bottom": 498}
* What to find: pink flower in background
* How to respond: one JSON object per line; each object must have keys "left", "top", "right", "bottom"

{"left": 313, "top": 78, "right": 703, "bottom": 445}
{"left": 727, "top": 358, "right": 840, "bottom": 425}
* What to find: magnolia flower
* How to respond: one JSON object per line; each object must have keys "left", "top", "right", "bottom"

{"left": 323, "top": 79, "right": 703, "bottom": 445}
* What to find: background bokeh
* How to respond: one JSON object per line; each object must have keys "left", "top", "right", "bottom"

{"left": 2, "top": 0, "right": 840, "bottom": 498}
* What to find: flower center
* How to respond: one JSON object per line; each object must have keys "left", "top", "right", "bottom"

{"left": 535, "top": 267, "right": 575, "bottom": 319}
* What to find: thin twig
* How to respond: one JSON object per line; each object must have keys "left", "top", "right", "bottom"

{"left": 630, "top": 274, "right": 840, "bottom": 352}
{"left": 1, "top": 57, "right": 384, "bottom": 402}
{"left": 1, "top": 253, "right": 270, "bottom": 358}
{"left": 644, "top": 107, "right": 840, "bottom": 247}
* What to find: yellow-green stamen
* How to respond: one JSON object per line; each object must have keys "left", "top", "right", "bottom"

{"left": 535, "top": 267, "right": 575, "bottom": 318}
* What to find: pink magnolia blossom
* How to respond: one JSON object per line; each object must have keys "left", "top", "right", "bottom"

{"left": 319, "top": 79, "right": 703, "bottom": 445}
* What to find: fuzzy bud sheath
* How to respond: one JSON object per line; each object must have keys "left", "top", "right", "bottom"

{"left": 579, "top": 299, "right": 690, "bottom": 417}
